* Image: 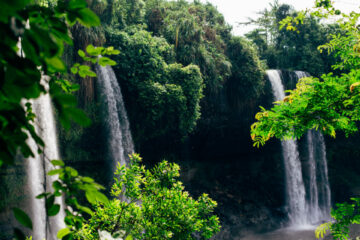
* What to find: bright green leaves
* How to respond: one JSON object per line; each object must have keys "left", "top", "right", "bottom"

{"left": 315, "top": 222, "right": 332, "bottom": 239}
{"left": 81, "top": 154, "right": 220, "bottom": 240}
{"left": 0, "top": 0, "right": 109, "bottom": 167}
{"left": 71, "top": 45, "right": 120, "bottom": 78}
{"left": 57, "top": 228, "right": 71, "bottom": 239}
{"left": 78, "top": 50, "right": 86, "bottom": 58}
{"left": 55, "top": 79, "right": 80, "bottom": 93}
{"left": 78, "top": 65, "right": 97, "bottom": 78}
{"left": 62, "top": 0, "right": 100, "bottom": 27}
{"left": 86, "top": 45, "right": 102, "bottom": 56}
{"left": 76, "top": 8, "right": 100, "bottom": 27}
{"left": 251, "top": 3, "right": 360, "bottom": 239}
{"left": 35, "top": 161, "right": 108, "bottom": 239}
{"left": 316, "top": 198, "right": 360, "bottom": 239}
{"left": 85, "top": 190, "right": 109, "bottom": 205}
{"left": 99, "top": 57, "right": 116, "bottom": 66}
{"left": 315, "top": 0, "right": 332, "bottom": 9}
{"left": 45, "top": 57, "right": 66, "bottom": 72}
{"left": 251, "top": 69, "right": 360, "bottom": 146}
{"left": 13, "top": 208, "right": 32, "bottom": 230}
{"left": 51, "top": 160, "right": 65, "bottom": 167}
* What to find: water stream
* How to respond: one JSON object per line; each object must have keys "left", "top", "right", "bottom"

{"left": 96, "top": 65, "right": 134, "bottom": 169}
{"left": 26, "top": 77, "right": 66, "bottom": 240}
{"left": 266, "top": 70, "right": 331, "bottom": 227}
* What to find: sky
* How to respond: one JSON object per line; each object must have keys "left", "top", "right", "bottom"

{"left": 196, "top": 0, "right": 358, "bottom": 36}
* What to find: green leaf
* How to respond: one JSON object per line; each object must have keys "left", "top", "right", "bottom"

{"left": 77, "top": 8, "right": 100, "bottom": 27}
{"left": 85, "top": 190, "right": 109, "bottom": 205}
{"left": 81, "top": 176, "right": 94, "bottom": 183}
{"left": 13, "top": 208, "right": 32, "bottom": 229}
{"left": 51, "top": 160, "right": 65, "bottom": 167}
{"left": 78, "top": 205, "right": 93, "bottom": 215}
{"left": 48, "top": 169, "right": 63, "bottom": 176}
{"left": 47, "top": 204, "right": 60, "bottom": 216}
{"left": 53, "top": 181, "right": 63, "bottom": 191}
{"left": 57, "top": 228, "right": 71, "bottom": 239}
{"left": 125, "top": 235, "right": 134, "bottom": 240}
{"left": 68, "top": 0, "right": 87, "bottom": 9}
{"left": 99, "top": 57, "right": 117, "bottom": 67}
{"left": 78, "top": 50, "right": 86, "bottom": 58}
{"left": 78, "top": 65, "right": 96, "bottom": 78}
{"left": 86, "top": 44, "right": 103, "bottom": 56}
{"left": 70, "top": 66, "right": 78, "bottom": 74}
{"left": 45, "top": 57, "right": 66, "bottom": 72}
{"left": 36, "top": 193, "right": 49, "bottom": 199}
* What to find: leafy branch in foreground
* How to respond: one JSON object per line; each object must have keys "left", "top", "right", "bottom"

{"left": 12, "top": 159, "right": 109, "bottom": 240}
{"left": 251, "top": 0, "right": 360, "bottom": 239}
{"left": 0, "top": 0, "right": 102, "bottom": 167}
{"left": 76, "top": 154, "right": 221, "bottom": 240}
{"left": 315, "top": 197, "right": 360, "bottom": 240}
{"left": 251, "top": 0, "right": 360, "bottom": 147}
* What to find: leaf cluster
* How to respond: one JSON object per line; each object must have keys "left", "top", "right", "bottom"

{"left": 107, "top": 29, "right": 204, "bottom": 142}
{"left": 0, "top": 0, "right": 102, "bottom": 167}
{"left": 13, "top": 159, "right": 109, "bottom": 240}
{"left": 76, "top": 154, "right": 221, "bottom": 240}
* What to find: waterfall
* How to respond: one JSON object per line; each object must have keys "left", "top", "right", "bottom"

{"left": 315, "top": 132, "right": 331, "bottom": 219}
{"left": 26, "top": 77, "right": 66, "bottom": 240}
{"left": 294, "top": 70, "right": 332, "bottom": 222}
{"left": 306, "top": 131, "right": 331, "bottom": 222}
{"left": 266, "top": 70, "right": 331, "bottom": 226}
{"left": 266, "top": 70, "right": 307, "bottom": 226}
{"left": 96, "top": 65, "right": 134, "bottom": 169}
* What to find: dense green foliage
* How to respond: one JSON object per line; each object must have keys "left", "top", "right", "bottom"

{"left": 0, "top": 1, "right": 223, "bottom": 239}
{"left": 102, "top": 0, "right": 265, "bottom": 145}
{"left": 107, "top": 29, "right": 203, "bottom": 141}
{"left": 33, "top": 154, "right": 219, "bottom": 240}
{"left": 245, "top": 1, "right": 338, "bottom": 77}
{"left": 76, "top": 154, "right": 220, "bottom": 239}
{"left": 250, "top": 1, "right": 360, "bottom": 146}
{"left": 151, "top": 0, "right": 232, "bottom": 92}
{"left": 0, "top": 0, "right": 101, "bottom": 167}
{"left": 38, "top": 160, "right": 109, "bottom": 240}
{"left": 226, "top": 37, "right": 265, "bottom": 107}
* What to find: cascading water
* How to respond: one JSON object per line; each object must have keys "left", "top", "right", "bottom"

{"left": 96, "top": 65, "right": 134, "bottom": 169}
{"left": 306, "top": 130, "right": 331, "bottom": 221}
{"left": 295, "top": 71, "right": 331, "bottom": 222}
{"left": 26, "top": 77, "right": 66, "bottom": 240}
{"left": 266, "top": 70, "right": 307, "bottom": 226}
{"left": 267, "top": 70, "right": 331, "bottom": 226}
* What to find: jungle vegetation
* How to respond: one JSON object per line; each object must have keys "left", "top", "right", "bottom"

{"left": 1, "top": 0, "right": 360, "bottom": 239}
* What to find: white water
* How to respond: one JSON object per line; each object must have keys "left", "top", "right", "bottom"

{"left": 306, "top": 131, "right": 331, "bottom": 222}
{"left": 267, "top": 70, "right": 307, "bottom": 226}
{"left": 96, "top": 65, "right": 134, "bottom": 169}
{"left": 295, "top": 71, "right": 331, "bottom": 222}
{"left": 266, "top": 70, "right": 331, "bottom": 227}
{"left": 26, "top": 77, "right": 66, "bottom": 240}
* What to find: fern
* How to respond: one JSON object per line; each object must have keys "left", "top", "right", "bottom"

{"left": 315, "top": 222, "right": 332, "bottom": 239}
